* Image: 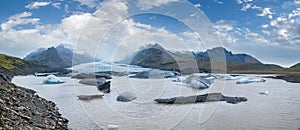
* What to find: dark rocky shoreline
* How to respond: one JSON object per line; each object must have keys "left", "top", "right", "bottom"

{"left": 0, "top": 75, "right": 68, "bottom": 129}
{"left": 263, "top": 75, "right": 300, "bottom": 83}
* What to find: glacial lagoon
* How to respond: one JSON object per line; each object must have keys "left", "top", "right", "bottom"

{"left": 12, "top": 74, "right": 300, "bottom": 129}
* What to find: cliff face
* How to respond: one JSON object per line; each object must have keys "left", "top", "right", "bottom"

{"left": 0, "top": 76, "right": 68, "bottom": 129}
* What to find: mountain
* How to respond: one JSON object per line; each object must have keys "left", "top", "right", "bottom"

{"left": 289, "top": 63, "right": 300, "bottom": 71}
{"left": 25, "top": 44, "right": 97, "bottom": 69}
{"left": 129, "top": 43, "right": 291, "bottom": 74}
{"left": 131, "top": 43, "right": 177, "bottom": 68}
{"left": 0, "top": 54, "right": 50, "bottom": 80}
{"left": 195, "top": 47, "right": 261, "bottom": 64}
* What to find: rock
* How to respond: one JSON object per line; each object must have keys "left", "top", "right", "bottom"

{"left": 77, "top": 94, "right": 104, "bottom": 100}
{"left": 116, "top": 92, "right": 137, "bottom": 102}
{"left": 72, "top": 73, "right": 112, "bottom": 79}
{"left": 0, "top": 74, "right": 68, "bottom": 129}
{"left": 79, "top": 78, "right": 106, "bottom": 86}
{"left": 154, "top": 93, "right": 247, "bottom": 104}
{"left": 94, "top": 72, "right": 113, "bottom": 79}
{"left": 97, "top": 81, "right": 111, "bottom": 93}
{"left": 43, "top": 75, "right": 64, "bottom": 84}
{"left": 264, "top": 75, "right": 300, "bottom": 83}
{"left": 17, "top": 106, "right": 26, "bottom": 111}
{"left": 0, "top": 73, "right": 9, "bottom": 82}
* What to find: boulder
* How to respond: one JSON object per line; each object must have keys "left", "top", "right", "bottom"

{"left": 154, "top": 93, "right": 247, "bottom": 104}
{"left": 43, "top": 75, "right": 64, "bottom": 84}
{"left": 77, "top": 94, "right": 104, "bottom": 100}
{"left": 97, "top": 81, "right": 111, "bottom": 93}
{"left": 79, "top": 78, "right": 106, "bottom": 86}
{"left": 72, "top": 73, "right": 112, "bottom": 79}
{"left": 116, "top": 91, "right": 137, "bottom": 102}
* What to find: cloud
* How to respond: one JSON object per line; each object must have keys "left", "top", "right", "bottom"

{"left": 245, "top": 32, "right": 269, "bottom": 44}
{"left": 241, "top": 4, "right": 252, "bottom": 11}
{"left": 213, "top": 20, "right": 239, "bottom": 44}
{"left": 257, "top": 8, "right": 274, "bottom": 17}
{"left": 25, "top": 2, "right": 51, "bottom": 9}
{"left": 74, "top": 0, "right": 98, "bottom": 8}
{"left": 1, "top": 12, "right": 40, "bottom": 31}
{"left": 137, "top": 0, "right": 179, "bottom": 10}
{"left": 194, "top": 4, "right": 201, "bottom": 8}
{"left": 264, "top": 8, "right": 300, "bottom": 47}
{"left": 51, "top": 3, "right": 61, "bottom": 9}
{"left": 236, "top": 0, "right": 243, "bottom": 4}
{"left": 261, "top": 24, "right": 269, "bottom": 28}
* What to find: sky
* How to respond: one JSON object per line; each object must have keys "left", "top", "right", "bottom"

{"left": 0, "top": 0, "right": 299, "bottom": 67}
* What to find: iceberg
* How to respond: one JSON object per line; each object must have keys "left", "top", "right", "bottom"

{"left": 183, "top": 75, "right": 213, "bottom": 89}
{"left": 223, "top": 74, "right": 244, "bottom": 80}
{"left": 43, "top": 75, "right": 64, "bottom": 84}
{"left": 259, "top": 91, "right": 269, "bottom": 95}
{"left": 236, "top": 77, "right": 266, "bottom": 84}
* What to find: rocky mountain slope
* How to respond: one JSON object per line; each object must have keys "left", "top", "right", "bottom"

{"left": 289, "top": 63, "right": 300, "bottom": 71}
{"left": 25, "top": 44, "right": 97, "bottom": 69}
{"left": 129, "top": 43, "right": 297, "bottom": 74}
{"left": 0, "top": 54, "right": 51, "bottom": 80}
{"left": 0, "top": 75, "right": 68, "bottom": 129}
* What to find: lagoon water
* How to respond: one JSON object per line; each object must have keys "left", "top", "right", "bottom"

{"left": 12, "top": 75, "right": 300, "bottom": 129}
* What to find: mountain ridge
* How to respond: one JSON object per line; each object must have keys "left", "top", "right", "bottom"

{"left": 129, "top": 43, "right": 298, "bottom": 74}
{"left": 24, "top": 44, "right": 98, "bottom": 69}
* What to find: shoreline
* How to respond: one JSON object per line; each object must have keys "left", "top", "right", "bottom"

{"left": 0, "top": 75, "right": 69, "bottom": 129}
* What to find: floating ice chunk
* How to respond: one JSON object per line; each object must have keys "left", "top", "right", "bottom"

{"left": 224, "top": 74, "right": 244, "bottom": 80}
{"left": 236, "top": 77, "right": 266, "bottom": 84}
{"left": 183, "top": 76, "right": 211, "bottom": 89}
{"left": 259, "top": 91, "right": 269, "bottom": 95}
{"left": 43, "top": 75, "right": 64, "bottom": 84}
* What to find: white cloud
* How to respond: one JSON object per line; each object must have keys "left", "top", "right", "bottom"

{"left": 261, "top": 24, "right": 269, "bottom": 28}
{"left": 251, "top": 5, "right": 262, "bottom": 9}
{"left": 295, "top": 0, "right": 300, "bottom": 4}
{"left": 51, "top": 3, "right": 61, "bottom": 9}
{"left": 257, "top": 8, "right": 274, "bottom": 17}
{"left": 241, "top": 4, "right": 252, "bottom": 11}
{"left": 236, "top": 0, "right": 243, "bottom": 4}
{"left": 288, "top": 8, "right": 300, "bottom": 19}
{"left": 213, "top": 20, "right": 238, "bottom": 45}
{"left": 137, "top": 0, "right": 179, "bottom": 10}
{"left": 74, "top": 0, "right": 98, "bottom": 8}
{"left": 245, "top": 32, "right": 269, "bottom": 44}
{"left": 268, "top": 15, "right": 273, "bottom": 19}
{"left": 262, "top": 30, "right": 271, "bottom": 35}
{"left": 1, "top": 12, "right": 40, "bottom": 31}
{"left": 25, "top": 2, "right": 51, "bottom": 9}
{"left": 194, "top": 4, "right": 201, "bottom": 8}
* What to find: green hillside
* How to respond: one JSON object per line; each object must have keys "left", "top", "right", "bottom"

{"left": 0, "top": 54, "right": 49, "bottom": 80}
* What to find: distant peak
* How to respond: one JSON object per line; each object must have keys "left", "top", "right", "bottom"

{"left": 149, "top": 43, "right": 164, "bottom": 50}
{"left": 207, "top": 47, "right": 231, "bottom": 53}
{"left": 56, "top": 43, "right": 75, "bottom": 51}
